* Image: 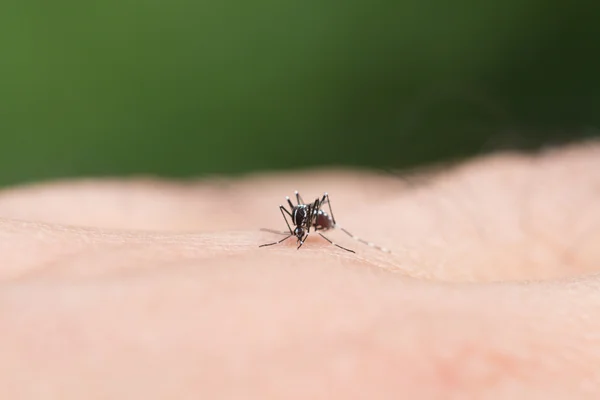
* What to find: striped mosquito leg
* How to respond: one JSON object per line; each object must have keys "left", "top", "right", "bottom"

{"left": 318, "top": 233, "right": 355, "bottom": 253}
{"left": 259, "top": 234, "right": 292, "bottom": 248}
{"left": 338, "top": 227, "right": 391, "bottom": 253}
{"left": 260, "top": 228, "right": 290, "bottom": 235}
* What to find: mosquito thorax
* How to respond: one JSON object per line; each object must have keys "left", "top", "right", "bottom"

{"left": 292, "top": 205, "right": 309, "bottom": 226}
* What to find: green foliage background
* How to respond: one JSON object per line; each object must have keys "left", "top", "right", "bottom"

{"left": 1, "top": 1, "right": 599, "bottom": 185}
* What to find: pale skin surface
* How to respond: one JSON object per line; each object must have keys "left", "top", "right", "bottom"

{"left": 0, "top": 141, "right": 599, "bottom": 399}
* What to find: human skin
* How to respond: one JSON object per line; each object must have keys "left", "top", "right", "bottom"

{"left": 0, "top": 142, "right": 599, "bottom": 399}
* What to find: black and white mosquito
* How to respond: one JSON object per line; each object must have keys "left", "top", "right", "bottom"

{"left": 259, "top": 191, "right": 390, "bottom": 253}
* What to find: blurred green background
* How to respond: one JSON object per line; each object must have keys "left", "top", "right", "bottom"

{"left": 1, "top": 0, "right": 599, "bottom": 186}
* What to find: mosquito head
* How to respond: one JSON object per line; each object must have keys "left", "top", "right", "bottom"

{"left": 293, "top": 226, "right": 305, "bottom": 241}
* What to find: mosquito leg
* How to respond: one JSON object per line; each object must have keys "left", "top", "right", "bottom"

{"left": 318, "top": 233, "right": 355, "bottom": 253}
{"left": 307, "top": 198, "right": 321, "bottom": 232}
{"left": 260, "top": 228, "right": 289, "bottom": 235}
{"left": 295, "top": 190, "right": 305, "bottom": 205}
{"left": 318, "top": 193, "right": 390, "bottom": 253}
{"left": 286, "top": 196, "right": 295, "bottom": 210}
{"left": 321, "top": 193, "right": 337, "bottom": 225}
{"left": 339, "top": 227, "right": 391, "bottom": 253}
{"left": 279, "top": 205, "right": 293, "bottom": 234}
{"left": 259, "top": 234, "right": 292, "bottom": 247}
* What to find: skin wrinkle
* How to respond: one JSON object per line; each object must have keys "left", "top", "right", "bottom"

{"left": 0, "top": 213, "right": 417, "bottom": 280}
{"left": 0, "top": 220, "right": 389, "bottom": 283}
{"left": 0, "top": 141, "right": 599, "bottom": 398}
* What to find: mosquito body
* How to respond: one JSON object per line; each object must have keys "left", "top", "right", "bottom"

{"left": 259, "top": 191, "right": 390, "bottom": 253}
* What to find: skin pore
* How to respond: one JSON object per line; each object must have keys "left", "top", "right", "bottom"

{"left": 0, "top": 141, "right": 599, "bottom": 398}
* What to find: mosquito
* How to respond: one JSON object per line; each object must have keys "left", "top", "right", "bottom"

{"left": 259, "top": 191, "right": 390, "bottom": 253}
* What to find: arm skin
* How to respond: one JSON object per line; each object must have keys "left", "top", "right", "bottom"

{"left": 0, "top": 141, "right": 599, "bottom": 399}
